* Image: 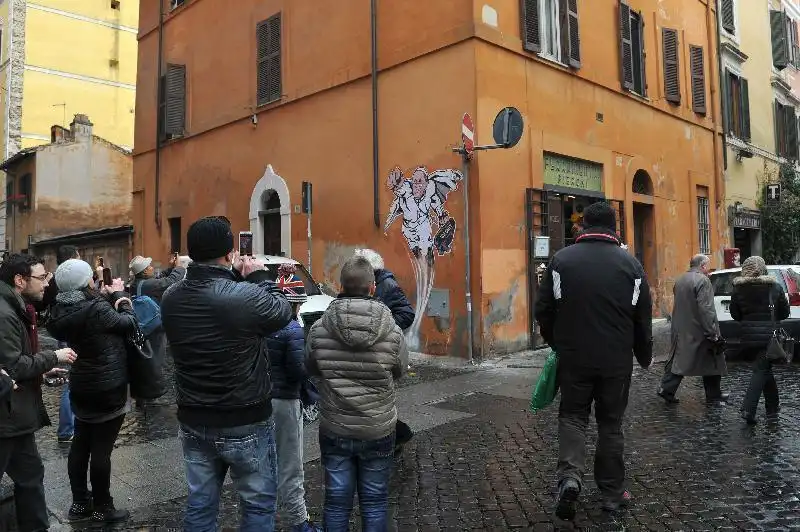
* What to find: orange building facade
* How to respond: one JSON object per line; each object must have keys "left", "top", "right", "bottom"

{"left": 133, "top": 0, "right": 727, "bottom": 358}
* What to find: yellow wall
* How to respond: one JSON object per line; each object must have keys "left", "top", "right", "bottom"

{"left": 724, "top": 0, "right": 777, "bottom": 209}
{"left": 18, "top": 0, "right": 138, "bottom": 150}
{"left": 0, "top": 0, "right": 10, "bottom": 156}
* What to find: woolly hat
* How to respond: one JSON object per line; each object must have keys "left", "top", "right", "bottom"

{"left": 55, "top": 259, "right": 94, "bottom": 292}
{"left": 277, "top": 272, "right": 308, "bottom": 304}
{"left": 354, "top": 248, "right": 385, "bottom": 271}
{"left": 129, "top": 255, "right": 153, "bottom": 276}
{"left": 187, "top": 217, "right": 234, "bottom": 262}
{"left": 741, "top": 256, "right": 767, "bottom": 278}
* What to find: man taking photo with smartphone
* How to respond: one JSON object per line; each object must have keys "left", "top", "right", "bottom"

{"left": 0, "top": 253, "right": 77, "bottom": 531}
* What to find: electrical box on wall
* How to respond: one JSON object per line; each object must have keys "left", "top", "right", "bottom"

{"left": 426, "top": 289, "right": 450, "bottom": 318}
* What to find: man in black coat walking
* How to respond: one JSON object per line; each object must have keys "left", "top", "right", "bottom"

{"left": 535, "top": 202, "right": 653, "bottom": 520}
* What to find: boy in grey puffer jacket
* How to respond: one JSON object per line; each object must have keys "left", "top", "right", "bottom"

{"left": 306, "top": 256, "right": 408, "bottom": 531}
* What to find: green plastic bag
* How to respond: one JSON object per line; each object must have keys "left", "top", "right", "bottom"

{"left": 530, "top": 350, "right": 560, "bottom": 412}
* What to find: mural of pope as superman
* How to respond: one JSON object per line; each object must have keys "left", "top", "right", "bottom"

{"left": 384, "top": 165, "right": 463, "bottom": 350}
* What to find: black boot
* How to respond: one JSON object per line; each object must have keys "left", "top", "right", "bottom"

{"left": 91, "top": 498, "right": 130, "bottom": 523}
{"left": 67, "top": 499, "right": 93, "bottom": 522}
{"left": 555, "top": 478, "right": 581, "bottom": 521}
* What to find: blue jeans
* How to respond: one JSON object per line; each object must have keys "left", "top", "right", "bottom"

{"left": 179, "top": 419, "right": 278, "bottom": 532}
{"left": 320, "top": 431, "right": 395, "bottom": 532}
{"left": 57, "top": 341, "right": 74, "bottom": 439}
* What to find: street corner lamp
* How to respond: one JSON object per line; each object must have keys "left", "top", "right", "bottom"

{"left": 736, "top": 148, "right": 754, "bottom": 162}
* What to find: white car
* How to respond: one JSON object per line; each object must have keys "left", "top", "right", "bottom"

{"left": 709, "top": 265, "right": 800, "bottom": 322}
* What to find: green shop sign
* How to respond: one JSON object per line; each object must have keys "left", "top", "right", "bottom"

{"left": 543, "top": 153, "right": 603, "bottom": 193}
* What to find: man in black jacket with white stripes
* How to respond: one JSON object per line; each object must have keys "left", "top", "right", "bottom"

{"left": 535, "top": 201, "right": 653, "bottom": 520}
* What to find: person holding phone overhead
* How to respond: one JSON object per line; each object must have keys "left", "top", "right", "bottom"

{"left": 48, "top": 260, "right": 138, "bottom": 524}
{"left": 128, "top": 253, "right": 186, "bottom": 408}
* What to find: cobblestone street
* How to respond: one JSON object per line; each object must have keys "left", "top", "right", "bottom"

{"left": 4, "top": 353, "right": 800, "bottom": 531}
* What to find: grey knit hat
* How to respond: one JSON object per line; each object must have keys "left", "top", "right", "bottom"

{"left": 55, "top": 259, "right": 94, "bottom": 292}
{"left": 741, "top": 256, "right": 767, "bottom": 278}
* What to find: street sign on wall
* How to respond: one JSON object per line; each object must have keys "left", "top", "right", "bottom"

{"left": 462, "top": 113, "right": 474, "bottom": 159}
{"left": 766, "top": 183, "right": 781, "bottom": 205}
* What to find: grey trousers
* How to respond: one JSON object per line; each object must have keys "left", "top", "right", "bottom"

{"left": 272, "top": 398, "right": 309, "bottom": 526}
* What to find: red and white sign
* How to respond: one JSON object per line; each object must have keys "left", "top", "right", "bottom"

{"left": 462, "top": 113, "right": 475, "bottom": 158}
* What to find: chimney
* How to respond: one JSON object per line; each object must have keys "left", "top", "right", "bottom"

{"left": 69, "top": 114, "right": 93, "bottom": 142}
{"left": 50, "top": 125, "right": 69, "bottom": 143}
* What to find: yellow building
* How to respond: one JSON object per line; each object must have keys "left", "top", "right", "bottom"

{"left": 720, "top": 0, "right": 800, "bottom": 259}
{"left": 0, "top": 0, "right": 138, "bottom": 252}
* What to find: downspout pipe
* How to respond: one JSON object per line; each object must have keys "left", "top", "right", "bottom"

{"left": 154, "top": 6, "right": 165, "bottom": 230}
{"left": 371, "top": 0, "right": 379, "bottom": 228}
{"left": 711, "top": 1, "right": 726, "bottom": 206}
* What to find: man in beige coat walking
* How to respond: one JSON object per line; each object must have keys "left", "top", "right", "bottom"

{"left": 658, "top": 254, "right": 728, "bottom": 404}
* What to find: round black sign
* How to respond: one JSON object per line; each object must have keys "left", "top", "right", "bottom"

{"left": 492, "top": 107, "right": 524, "bottom": 148}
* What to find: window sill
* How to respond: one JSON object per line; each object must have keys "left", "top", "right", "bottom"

{"left": 257, "top": 97, "right": 282, "bottom": 108}
{"left": 537, "top": 53, "right": 569, "bottom": 69}
{"left": 624, "top": 89, "right": 650, "bottom": 102}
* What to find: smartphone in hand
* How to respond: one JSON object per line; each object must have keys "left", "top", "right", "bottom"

{"left": 239, "top": 231, "right": 253, "bottom": 257}
{"left": 102, "top": 267, "right": 113, "bottom": 286}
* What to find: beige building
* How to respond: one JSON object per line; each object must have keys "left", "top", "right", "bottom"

{"left": 720, "top": 0, "right": 800, "bottom": 260}
{"left": 1, "top": 114, "right": 133, "bottom": 274}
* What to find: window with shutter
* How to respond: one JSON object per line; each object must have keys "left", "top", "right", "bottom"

{"left": 159, "top": 63, "right": 185, "bottom": 141}
{"left": 791, "top": 19, "right": 800, "bottom": 68}
{"left": 257, "top": 14, "right": 282, "bottom": 106}
{"left": 561, "top": 0, "right": 580, "bottom": 68}
{"left": 520, "top": 0, "right": 542, "bottom": 53}
{"left": 740, "top": 77, "right": 750, "bottom": 141}
{"left": 662, "top": 28, "right": 680, "bottom": 105}
{"left": 771, "top": 10, "right": 790, "bottom": 71}
{"left": 689, "top": 46, "right": 706, "bottom": 115}
{"left": 788, "top": 107, "right": 798, "bottom": 160}
{"left": 722, "top": 69, "right": 732, "bottom": 133}
{"left": 619, "top": 1, "right": 634, "bottom": 91}
{"left": 720, "top": 0, "right": 735, "bottom": 35}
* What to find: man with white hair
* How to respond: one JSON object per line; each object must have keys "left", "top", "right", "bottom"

{"left": 658, "top": 254, "right": 727, "bottom": 404}
{"left": 354, "top": 249, "right": 415, "bottom": 330}
{"left": 354, "top": 249, "right": 415, "bottom": 456}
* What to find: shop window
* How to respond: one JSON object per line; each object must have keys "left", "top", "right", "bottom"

{"left": 697, "top": 187, "right": 711, "bottom": 255}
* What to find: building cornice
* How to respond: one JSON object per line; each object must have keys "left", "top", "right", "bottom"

{"left": 721, "top": 42, "right": 749, "bottom": 64}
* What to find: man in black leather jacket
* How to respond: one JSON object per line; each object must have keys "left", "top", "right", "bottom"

{"left": 161, "top": 217, "right": 291, "bottom": 531}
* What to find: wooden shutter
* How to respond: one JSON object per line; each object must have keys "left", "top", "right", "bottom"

{"left": 740, "top": 77, "right": 751, "bottom": 141}
{"left": 521, "top": 0, "right": 541, "bottom": 53}
{"left": 721, "top": 0, "right": 735, "bottom": 34}
{"left": 792, "top": 20, "right": 800, "bottom": 67}
{"left": 561, "top": 0, "right": 580, "bottom": 68}
{"left": 257, "top": 14, "right": 282, "bottom": 106}
{"left": 662, "top": 28, "right": 680, "bottom": 104}
{"left": 722, "top": 70, "right": 732, "bottom": 134}
{"left": 788, "top": 106, "right": 799, "bottom": 160}
{"left": 689, "top": 45, "right": 706, "bottom": 114}
{"left": 775, "top": 100, "right": 783, "bottom": 156}
{"left": 771, "top": 10, "right": 790, "bottom": 70}
{"left": 619, "top": 0, "right": 634, "bottom": 91}
{"left": 164, "top": 63, "right": 186, "bottom": 138}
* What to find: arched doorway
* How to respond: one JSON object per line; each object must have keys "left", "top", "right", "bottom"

{"left": 632, "top": 170, "right": 656, "bottom": 282}
{"left": 249, "top": 165, "right": 291, "bottom": 257}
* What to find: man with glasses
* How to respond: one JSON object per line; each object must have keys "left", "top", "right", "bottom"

{"left": 0, "top": 253, "right": 77, "bottom": 531}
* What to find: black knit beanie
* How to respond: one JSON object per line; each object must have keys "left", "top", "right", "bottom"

{"left": 187, "top": 217, "right": 234, "bottom": 262}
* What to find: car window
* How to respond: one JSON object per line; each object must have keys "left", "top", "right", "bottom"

{"left": 265, "top": 264, "right": 322, "bottom": 296}
{"left": 767, "top": 269, "right": 788, "bottom": 293}
{"left": 710, "top": 272, "right": 739, "bottom": 296}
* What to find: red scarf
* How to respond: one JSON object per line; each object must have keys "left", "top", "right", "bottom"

{"left": 24, "top": 303, "right": 39, "bottom": 354}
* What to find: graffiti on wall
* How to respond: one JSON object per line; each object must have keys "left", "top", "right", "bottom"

{"left": 384, "top": 165, "right": 464, "bottom": 350}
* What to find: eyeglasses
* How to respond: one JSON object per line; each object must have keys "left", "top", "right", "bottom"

{"left": 28, "top": 273, "right": 52, "bottom": 282}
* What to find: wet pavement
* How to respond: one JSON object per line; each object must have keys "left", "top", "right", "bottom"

{"left": 3, "top": 349, "right": 800, "bottom": 530}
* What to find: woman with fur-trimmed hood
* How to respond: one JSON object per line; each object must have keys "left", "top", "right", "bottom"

{"left": 730, "top": 256, "right": 790, "bottom": 424}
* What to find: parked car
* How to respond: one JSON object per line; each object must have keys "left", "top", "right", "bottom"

{"left": 710, "top": 265, "right": 800, "bottom": 358}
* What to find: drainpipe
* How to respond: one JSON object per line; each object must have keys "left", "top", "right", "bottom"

{"left": 709, "top": 0, "right": 726, "bottom": 207}
{"left": 371, "top": 0, "right": 379, "bottom": 228}
{"left": 154, "top": 5, "right": 165, "bottom": 231}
